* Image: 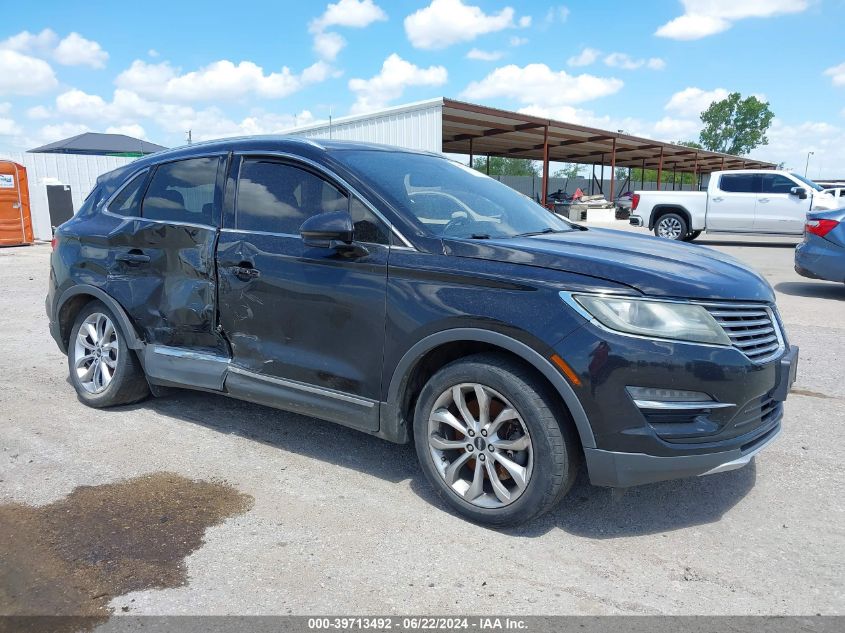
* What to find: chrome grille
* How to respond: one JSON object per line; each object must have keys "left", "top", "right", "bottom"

{"left": 703, "top": 303, "right": 784, "bottom": 363}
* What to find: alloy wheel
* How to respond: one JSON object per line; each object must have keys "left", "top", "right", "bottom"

{"left": 657, "top": 216, "right": 683, "bottom": 239}
{"left": 427, "top": 383, "right": 533, "bottom": 509}
{"left": 73, "top": 312, "right": 119, "bottom": 394}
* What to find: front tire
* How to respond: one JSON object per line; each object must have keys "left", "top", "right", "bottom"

{"left": 68, "top": 301, "right": 149, "bottom": 408}
{"left": 654, "top": 212, "right": 688, "bottom": 240}
{"left": 683, "top": 230, "right": 702, "bottom": 242}
{"left": 413, "top": 353, "right": 579, "bottom": 526}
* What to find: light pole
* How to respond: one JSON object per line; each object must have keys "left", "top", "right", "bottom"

{"left": 804, "top": 151, "right": 814, "bottom": 177}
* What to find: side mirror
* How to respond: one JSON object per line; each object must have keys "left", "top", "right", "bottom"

{"left": 300, "top": 211, "right": 354, "bottom": 248}
{"left": 790, "top": 186, "right": 808, "bottom": 200}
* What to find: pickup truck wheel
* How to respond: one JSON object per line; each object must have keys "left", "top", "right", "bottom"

{"left": 68, "top": 301, "right": 149, "bottom": 408}
{"left": 413, "top": 353, "right": 578, "bottom": 526}
{"left": 655, "top": 213, "right": 688, "bottom": 240}
{"left": 683, "top": 230, "right": 702, "bottom": 242}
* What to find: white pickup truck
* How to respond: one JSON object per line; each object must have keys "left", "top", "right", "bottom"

{"left": 629, "top": 170, "right": 840, "bottom": 241}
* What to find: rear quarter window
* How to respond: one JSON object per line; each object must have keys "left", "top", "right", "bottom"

{"left": 142, "top": 157, "right": 221, "bottom": 225}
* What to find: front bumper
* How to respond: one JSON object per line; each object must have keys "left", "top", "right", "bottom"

{"left": 582, "top": 344, "right": 798, "bottom": 487}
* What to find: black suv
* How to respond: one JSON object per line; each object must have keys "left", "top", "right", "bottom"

{"left": 48, "top": 138, "right": 798, "bottom": 525}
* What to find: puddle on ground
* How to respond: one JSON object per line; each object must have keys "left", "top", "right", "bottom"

{"left": 0, "top": 472, "right": 252, "bottom": 632}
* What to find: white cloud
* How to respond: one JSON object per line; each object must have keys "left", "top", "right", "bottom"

{"left": 0, "top": 50, "right": 58, "bottom": 95}
{"left": 54, "top": 32, "right": 109, "bottom": 68}
{"left": 26, "top": 105, "right": 53, "bottom": 119}
{"left": 313, "top": 31, "right": 346, "bottom": 61}
{"left": 0, "top": 104, "right": 20, "bottom": 136}
{"left": 509, "top": 36, "right": 528, "bottom": 47}
{"left": 38, "top": 122, "right": 91, "bottom": 144}
{"left": 115, "top": 59, "right": 332, "bottom": 102}
{"left": 348, "top": 53, "right": 447, "bottom": 114}
{"left": 405, "top": 0, "right": 525, "bottom": 50}
{"left": 310, "top": 0, "right": 387, "bottom": 32}
{"left": 466, "top": 48, "right": 504, "bottom": 61}
{"left": 0, "top": 29, "right": 58, "bottom": 56}
{"left": 567, "top": 47, "right": 600, "bottom": 67}
{"left": 750, "top": 118, "right": 845, "bottom": 177}
{"left": 1, "top": 28, "right": 108, "bottom": 68}
{"left": 603, "top": 52, "right": 666, "bottom": 71}
{"left": 665, "top": 87, "right": 729, "bottom": 117}
{"left": 309, "top": 0, "right": 387, "bottom": 61}
{"left": 824, "top": 62, "right": 845, "bottom": 87}
{"left": 461, "top": 63, "right": 623, "bottom": 106}
{"left": 518, "top": 16, "right": 532, "bottom": 27}
{"left": 544, "top": 6, "right": 570, "bottom": 25}
{"left": 148, "top": 49, "right": 160, "bottom": 58}
{"left": 656, "top": 0, "right": 809, "bottom": 40}
{"left": 105, "top": 124, "right": 147, "bottom": 139}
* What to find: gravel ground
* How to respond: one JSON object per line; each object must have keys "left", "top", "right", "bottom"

{"left": 0, "top": 230, "right": 843, "bottom": 618}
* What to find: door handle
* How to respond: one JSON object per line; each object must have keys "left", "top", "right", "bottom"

{"left": 116, "top": 252, "right": 150, "bottom": 265}
{"left": 758, "top": 198, "right": 770, "bottom": 203}
{"left": 711, "top": 197, "right": 724, "bottom": 202}
{"left": 231, "top": 265, "right": 260, "bottom": 281}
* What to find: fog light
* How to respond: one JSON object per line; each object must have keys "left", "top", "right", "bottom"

{"left": 626, "top": 387, "right": 711, "bottom": 402}
{"left": 626, "top": 386, "right": 734, "bottom": 410}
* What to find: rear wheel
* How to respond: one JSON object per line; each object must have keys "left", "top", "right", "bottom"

{"left": 413, "top": 353, "right": 578, "bottom": 526}
{"left": 654, "top": 212, "right": 688, "bottom": 240}
{"left": 68, "top": 301, "right": 149, "bottom": 408}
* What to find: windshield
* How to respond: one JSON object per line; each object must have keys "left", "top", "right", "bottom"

{"left": 333, "top": 150, "right": 576, "bottom": 239}
{"left": 791, "top": 173, "right": 824, "bottom": 192}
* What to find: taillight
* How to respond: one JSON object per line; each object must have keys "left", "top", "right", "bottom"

{"left": 631, "top": 193, "right": 640, "bottom": 210}
{"left": 806, "top": 219, "right": 839, "bottom": 237}
{"left": 51, "top": 237, "right": 58, "bottom": 251}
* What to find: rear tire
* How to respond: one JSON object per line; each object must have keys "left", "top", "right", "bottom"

{"left": 654, "top": 212, "right": 688, "bottom": 240}
{"left": 68, "top": 301, "right": 149, "bottom": 408}
{"left": 413, "top": 353, "right": 579, "bottom": 526}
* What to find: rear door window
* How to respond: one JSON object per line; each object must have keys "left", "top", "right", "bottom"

{"left": 760, "top": 174, "right": 797, "bottom": 194}
{"left": 719, "top": 174, "right": 760, "bottom": 193}
{"left": 142, "top": 157, "right": 221, "bottom": 225}
{"left": 108, "top": 171, "right": 148, "bottom": 217}
{"left": 236, "top": 159, "right": 348, "bottom": 235}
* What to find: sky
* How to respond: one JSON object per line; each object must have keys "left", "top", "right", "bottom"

{"left": 1, "top": 0, "right": 844, "bottom": 177}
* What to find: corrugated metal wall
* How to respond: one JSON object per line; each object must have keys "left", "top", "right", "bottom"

{"left": 293, "top": 101, "right": 443, "bottom": 153}
{"left": 0, "top": 152, "right": 135, "bottom": 240}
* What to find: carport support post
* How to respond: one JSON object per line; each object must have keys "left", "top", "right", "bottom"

{"left": 541, "top": 125, "right": 549, "bottom": 207}
{"left": 609, "top": 138, "right": 617, "bottom": 202}
{"left": 486, "top": 154, "right": 490, "bottom": 175}
{"left": 656, "top": 146, "right": 664, "bottom": 191}
{"left": 469, "top": 138, "right": 474, "bottom": 168}
{"left": 693, "top": 153, "right": 699, "bottom": 191}
{"left": 599, "top": 155, "right": 605, "bottom": 195}
{"left": 640, "top": 159, "right": 645, "bottom": 189}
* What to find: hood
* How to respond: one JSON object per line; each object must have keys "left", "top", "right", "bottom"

{"left": 443, "top": 227, "right": 775, "bottom": 303}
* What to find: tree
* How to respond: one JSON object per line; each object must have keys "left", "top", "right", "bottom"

{"left": 698, "top": 92, "right": 774, "bottom": 156}
{"left": 552, "top": 163, "right": 582, "bottom": 179}
{"left": 471, "top": 156, "right": 538, "bottom": 177}
{"left": 676, "top": 140, "right": 703, "bottom": 150}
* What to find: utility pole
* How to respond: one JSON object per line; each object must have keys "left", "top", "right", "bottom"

{"left": 804, "top": 151, "right": 814, "bottom": 177}
{"left": 186, "top": 130, "right": 192, "bottom": 145}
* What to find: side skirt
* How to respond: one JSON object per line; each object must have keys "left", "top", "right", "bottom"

{"left": 144, "top": 345, "right": 382, "bottom": 435}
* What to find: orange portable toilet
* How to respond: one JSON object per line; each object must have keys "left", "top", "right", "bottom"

{"left": 0, "top": 160, "right": 34, "bottom": 246}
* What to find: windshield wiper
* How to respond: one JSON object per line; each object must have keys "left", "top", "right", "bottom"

{"left": 513, "top": 227, "right": 568, "bottom": 238}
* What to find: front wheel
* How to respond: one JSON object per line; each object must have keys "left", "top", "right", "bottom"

{"left": 413, "top": 353, "right": 579, "bottom": 526}
{"left": 683, "top": 230, "right": 702, "bottom": 242}
{"left": 654, "top": 213, "right": 688, "bottom": 240}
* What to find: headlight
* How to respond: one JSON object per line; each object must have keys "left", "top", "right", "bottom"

{"left": 570, "top": 294, "right": 731, "bottom": 346}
